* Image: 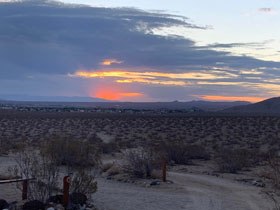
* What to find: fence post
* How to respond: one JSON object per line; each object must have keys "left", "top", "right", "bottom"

{"left": 22, "top": 180, "right": 28, "bottom": 200}
{"left": 63, "top": 176, "right": 70, "bottom": 207}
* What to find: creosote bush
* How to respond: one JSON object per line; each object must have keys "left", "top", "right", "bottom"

{"left": 154, "top": 140, "right": 210, "bottom": 165}
{"left": 10, "top": 147, "right": 59, "bottom": 203}
{"left": 10, "top": 134, "right": 100, "bottom": 202}
{"left": 70, "top": 167, "right": 98, "bottom": 197}
{"left": 217, "top": 148, "right": 256, "bottom": 173}
{"left": 41, "top": 135, "right": 100, "bottom": 168}
{"left": 123, "top": 147, "right": 160, "bottom": 178}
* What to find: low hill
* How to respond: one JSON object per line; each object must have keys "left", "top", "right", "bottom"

{"left": 223, "top": 97, "right": 280, "bottom": 114}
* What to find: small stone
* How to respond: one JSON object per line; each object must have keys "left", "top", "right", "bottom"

{"left": 150, "top": 180, "right": 161, "bottom": 186}
{"left": 107, "top": 176, "right": 114, "bottom": 180}
{"left": 166, "top": 180, "right": 174, "bottom": 184}
{"left": 55, "top": 204, "right": 64, "bottom": 210}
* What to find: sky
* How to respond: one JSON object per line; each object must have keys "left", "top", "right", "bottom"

{"left": 0, "top": 0, "right": 279, "bottom": 102}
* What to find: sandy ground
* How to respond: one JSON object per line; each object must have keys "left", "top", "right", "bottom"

{"left": 93, "top": 172, "right": 273, "bottom": 210}
{"left": 0, "top": 155, "right": 274, "bottom": 210}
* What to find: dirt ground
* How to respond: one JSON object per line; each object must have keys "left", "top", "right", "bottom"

{"left": 0, "top": 155, "right": 275, "bottom": 210}
{"left": 93, "top": 171, "right": 272, "bottom": 210}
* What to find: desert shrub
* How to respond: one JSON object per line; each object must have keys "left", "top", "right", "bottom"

{"left": 10, "top": 148, "right": 60, "bottom": 202}
{"left": 101, "top": 162, "right": 115, "bottom": 173}
{"left": 98, "top": 142, "right": 119, "bottom": 154}
{"left": 0, "top": 138, "right": 25, "bottom": 155}
{"left": 156, "top": 141, "right": 210, "bottom": 165}
{"left": 123, "top": 147, "right": 160, "bottom": 178}
{"left": 106, "top": 165, "right": 122, "bottom": 176}
{"left": 266, "top": 152, "right": 280, "bottom": 190}
{"left": 10, "top": 135, "right": 100, "bottom": 202}
{"left": 70, "top": 167, "right": 98, "bottom": 197}
{"left": 217, "top": 148, "right": 255, "bottom": 173}
{"left": 41, "top": 135, "right": 100, "bottom": 196}
{"left": 163, "top": 142, "right": 191, "bottom": 164}
{"left": 41, "top": 135, "right": 100, "bottom": 169}
{"left": 185, "top": 145, "right": 211, "bottom": 160}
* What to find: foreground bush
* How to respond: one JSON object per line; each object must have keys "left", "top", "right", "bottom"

{"left": 217, "top": 148, "right": 256, "bottom": 173}
{"left": 10, "top": 148, "right": 59, "bottom": 202}
{"left": 41, "top": 134, "right": 100, "bottom": 168}
{"left": 155, "top": 141, "right": 210, "bottom": 165}
{"left": 123, "top": 147, "right": 160, "bottom": 178}
{"left": 10, "top": 134, "right": 100, "bottom": 202}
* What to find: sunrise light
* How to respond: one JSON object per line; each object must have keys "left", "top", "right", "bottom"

{"left": 93, "top": 87, "right": 143, "bottom": 100}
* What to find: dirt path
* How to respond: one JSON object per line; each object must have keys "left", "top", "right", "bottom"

{"left": 93, "top": 172, "right": 273, "bottom": 210}
{"left": 0, "top": 154, "right": 274, "bottom": 210}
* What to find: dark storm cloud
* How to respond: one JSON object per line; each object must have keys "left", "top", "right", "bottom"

{"left": 0, "top": 0, "right": 279, "bottom": 80}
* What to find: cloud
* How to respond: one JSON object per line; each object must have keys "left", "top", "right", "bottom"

{"left": 258, "top": 8, "right": 277, "bottom": 14}
{"left": 0, "top": 0, "right": 279, "bottom": 79}
{"left": 71, "top": 70, "right": 237, "bottom": 80}
{"left": 208, "top": 40, "right": 272, "bottom": 49}
{"left": 0, "top": 0, "right": 280, "bottom": 101}
{"left": 101, "top": 59, "right": 123, "bottom": 66}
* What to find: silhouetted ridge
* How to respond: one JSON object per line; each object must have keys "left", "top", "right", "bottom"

{"left": 223, "top": 97, "right": 280, "bottom": 113}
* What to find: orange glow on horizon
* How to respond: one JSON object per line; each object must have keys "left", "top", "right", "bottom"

{"left": 195, "top": 95, "right": 267, "bottom": 102}
{"left": 118, "top": 92, "right": 143, "bottom": 97}
{"left": 94, "top": 88, "right": 143, "bottom": 100}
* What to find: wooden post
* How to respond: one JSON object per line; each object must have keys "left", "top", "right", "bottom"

{"left": 162, "top": 159, "right": 167, "bottom": 182}
{"left": 63, "top": 176, "right": 70, "bottom": 207}
{"left": 22, "top": 180, "right": 28, "bottom": 200}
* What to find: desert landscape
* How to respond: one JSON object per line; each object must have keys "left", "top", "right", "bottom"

{"left": 1, "top": 104, "right": 280, "bottom": 210}
{"left": 1, "top": 0, "right": 280, "bottom": 209}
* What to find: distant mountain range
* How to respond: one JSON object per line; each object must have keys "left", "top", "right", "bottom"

{"left": 91, "top": 101, "right": 251, "bottom": 111}
{"left": 0, "top": 95, "right": 252, "bottom": 111}
{"left": 223, "top": 97, "right": 280, "bottom": 114}
{"left": 2, "top": 95, "right": 280, "bottom": 114}
{"left": 0, "top": 95, "right": 111, "bottom": 102}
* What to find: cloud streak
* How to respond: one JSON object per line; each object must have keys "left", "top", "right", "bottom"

{"left": 258, "top": 8, "right": 277, "bottom": 14}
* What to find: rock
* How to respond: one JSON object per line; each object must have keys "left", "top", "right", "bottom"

{"left": 48, "top": 195, "right": 63, "bottom": 204}
{"left": 0, "top": 199, "right": 8, "bottom": 210}
{"left": 166, "top": 180, "right": 174, "bottom": 184}
{"left": 22, "top": 200, "right": 45, "bottom": 210}
{"left": 150, "top": 180, "right": 161, "bottom": 186}
{"left": 86, "top": 201, "right": 94, "bottom": 208}
{"left": 252, "top": 180, "right": 265, "bottom": 188}
{"left": 70, "top": 192, "right": 87, "bottom": 206}
{"left": 121, "top": 179, "right": 128, "bottom": 183}
{"left": 54, "top": 204, "right": 64, "bottom": 210}
{"left": 106, "top": 176, "right": 114, "bottom": 180}
{"left": 46, "top": 207, "right": 55, "bottom": 210}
